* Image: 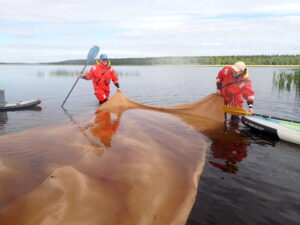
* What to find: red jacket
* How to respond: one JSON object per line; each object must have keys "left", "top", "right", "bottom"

{"left": 216, "top": 66, "right": 255, "bottom": 107}
{"left": 86, "top": 64, "right": 119, "bottom": 94}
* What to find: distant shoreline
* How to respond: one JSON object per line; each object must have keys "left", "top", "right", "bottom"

{"left": 1, "top": 63, "right": 300, "bottom": 67}
{"left": 1, "top": 55, "right": 300, "bottom": 66}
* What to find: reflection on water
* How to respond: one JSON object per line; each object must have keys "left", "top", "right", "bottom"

{"left": 62, "top": 108, "right": 104, "bottom": 156}
{"left": 89, "top": 110, "right": 120, "bottom": 148}
{"left": 62, "top": 109, "right": 120, "bottom": 155}
{"left": 0, "top": 112, "right": 7, "bottom": 125}
{"left": 188, "top": 124, "right": 300, "bottom": 225}
{"left": 0, "top": 107, "right": 42, "bottom": 135}
{"left": 208, "top": 118, "right": 249, "bottom": 174}
{"left": 0, "top": 112, "right": 7, "bottom": 135}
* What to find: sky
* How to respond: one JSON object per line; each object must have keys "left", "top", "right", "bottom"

{"left": 0, "top": 0, "right": 300, "bottom": 63}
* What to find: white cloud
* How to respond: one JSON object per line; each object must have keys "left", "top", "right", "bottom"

{"left": 0, "top": 0, "right": 299, "bottom": 62}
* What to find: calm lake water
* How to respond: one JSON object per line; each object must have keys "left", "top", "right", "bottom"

{"left": 0, "top": 65, "right": 300, "bottom": 225}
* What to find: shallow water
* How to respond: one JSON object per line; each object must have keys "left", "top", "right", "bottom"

{"left": 0, "top": 107, "right": 210, "bottom": 225}
{"left": 0, "top": 65, "right": 300, "bottom": 225}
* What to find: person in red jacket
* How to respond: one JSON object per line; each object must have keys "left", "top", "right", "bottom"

{"left": 79, "top": 54, "right": 121, "bottom": 104}
{"left": 216, "top": 61, "right": 255, "bottom": 113}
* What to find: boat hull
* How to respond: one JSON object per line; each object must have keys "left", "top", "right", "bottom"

{"left": 0, "top": 99, "right": 41, "bottom": 111}
{"left": 241, "top": 115, "right": 300, "bottom": 145}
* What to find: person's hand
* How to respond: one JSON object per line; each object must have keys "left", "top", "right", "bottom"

{"left": 216, "top": 90, "right": 221, "bottom": 95}
{"left": 117, "top": 88, "right": 121, "bottom": 92}
{"left": 78, "top": 74, "right": 83, "bottom": 78}
{"left": 248, "top": 107, "right": 254, "bottom": 114}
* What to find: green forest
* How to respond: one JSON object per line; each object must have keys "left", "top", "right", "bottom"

{"left": 47, "top": 55, "right": 300, "bottom": 66}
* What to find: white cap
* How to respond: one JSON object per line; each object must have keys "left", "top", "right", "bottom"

{"left": 232, "top": 61, "right": 246, "bottom": 72}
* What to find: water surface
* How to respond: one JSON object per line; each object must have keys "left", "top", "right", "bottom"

{"left": 0, "top": 65, "right": 299, "bottom": 225}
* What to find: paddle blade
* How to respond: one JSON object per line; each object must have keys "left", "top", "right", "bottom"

{"left": 223, "top": 105, "right": 252, "bottom": 116}
{"left": 87, "top": 45, "right": 100, "bottom": 64}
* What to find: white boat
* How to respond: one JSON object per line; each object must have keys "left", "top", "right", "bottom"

{"left": 241, "top": 115, "right": 300, "bottom": 145}
{"left": 0, "top": 99, "right": 42, "bottom": 111}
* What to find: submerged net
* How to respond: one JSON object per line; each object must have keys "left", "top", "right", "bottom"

{"left": 0, "top": 92, "right": 224, "bottom": 225}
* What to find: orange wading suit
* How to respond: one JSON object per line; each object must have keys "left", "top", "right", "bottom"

{"left": 86, "top": 62, "right": 119, "bottom": 103}
{"left": 216, "top": 66, "right": 255, "bottom": 108}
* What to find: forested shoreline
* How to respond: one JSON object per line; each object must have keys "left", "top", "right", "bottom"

{"left": 1, "top": 55, "right": 300, "bottom": 65}
{"left": 49, "top": 55, "right": 300, "bottom": 65}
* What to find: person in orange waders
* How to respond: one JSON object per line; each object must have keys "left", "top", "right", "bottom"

{"left": 79, "top": 54, "right": 121, "bottom": 104}
{"left": 216, "top": 61, "right": 255, "bottom": 118}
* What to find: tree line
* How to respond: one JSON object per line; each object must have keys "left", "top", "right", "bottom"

{"left": 46, "top": 55, "right": 300, "bottom": 66}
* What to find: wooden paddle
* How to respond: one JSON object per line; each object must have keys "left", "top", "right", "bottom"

{"left": 223, "top": 105, "right": 300, "bottom": 123}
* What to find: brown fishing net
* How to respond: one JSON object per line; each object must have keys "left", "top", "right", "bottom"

{"left": 0, "top": 92, "right": 224, "bottom": 225}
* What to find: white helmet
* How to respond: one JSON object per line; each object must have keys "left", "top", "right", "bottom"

{"left": 232, "top": 61, "right": 246, "bottom": 73}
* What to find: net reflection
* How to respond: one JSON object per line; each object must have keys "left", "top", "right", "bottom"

{"left": 208, "top": 118, "right": 250, "bottom": 173}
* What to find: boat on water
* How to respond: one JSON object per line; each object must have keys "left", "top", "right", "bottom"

{"left": 241, "top": 115, "right": 300, "bottom": 145}
{"left": 0, "top": 89, "right": 42, "bottom": 111}
{"left": 0, "top": 99, "right": 42, "bottom": 111}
